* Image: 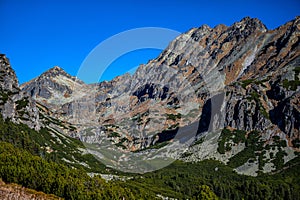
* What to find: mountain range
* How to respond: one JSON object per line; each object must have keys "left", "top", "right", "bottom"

{"left": 0, "top": 16, "right": 299, "bottom": 199}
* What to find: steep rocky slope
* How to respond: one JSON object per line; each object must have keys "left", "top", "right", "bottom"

{"left": 0, "top": 54, "right": 40, "bottom": 130}
{"left": 21, "top": 16, "right": 300, "bottom": 174}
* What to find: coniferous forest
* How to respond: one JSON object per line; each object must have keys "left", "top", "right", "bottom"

{"left": 0, "top": 117, "right": 299, "bottom": 199}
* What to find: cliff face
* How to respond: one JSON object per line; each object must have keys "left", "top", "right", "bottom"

{"left": 20, "top": 17, "right": 300, "bottom": 174}
{"left": 0, "top": 54, "right": 40, "bottom": 130}
{"left": 223, "top": 16, "right": 300, "bottom": 139}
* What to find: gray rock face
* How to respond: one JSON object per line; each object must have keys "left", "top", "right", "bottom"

{"left": 0, "top": 54, "right": 40, "bottom": 130}
{"left": 21, "top": 66, "right": 83, "bottom": 103}
{"left": 0, "top": 54, "right": 19, "bottom": 93}
{"left": 268, "top": 89, "right": 300, "bottom": 138}
{"left": 225, "top": 86, "right": 272, "bottom": 132}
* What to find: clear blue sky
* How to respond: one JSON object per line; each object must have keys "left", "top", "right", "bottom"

{"left": 1, "top": 0, "right": 299, "bottom": 84}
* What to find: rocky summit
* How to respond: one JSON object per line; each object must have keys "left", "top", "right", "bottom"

{"left": 7, "top": 16, "right": 299, "bottom": 175}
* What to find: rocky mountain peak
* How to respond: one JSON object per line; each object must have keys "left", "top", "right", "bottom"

{"left": 41, "top": 65, "right": 74, "bottom": 80}
{"left": 20, "top": 63, "right": 92, "bottom": 117}
{"left": 0, "top": 54, "right": 19, "bottom": 93}
{"left": 236, "top": 16, "right": 267, "bottom": 31}
{"left": 48, "top": 65, "right": 64, "bottom": 73}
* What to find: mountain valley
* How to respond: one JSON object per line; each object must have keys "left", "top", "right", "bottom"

{"left": 0, "top": 16, "right": 299, "bottom": 199}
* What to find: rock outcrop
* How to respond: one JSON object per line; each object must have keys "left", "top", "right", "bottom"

{"left": 0, "top": 54, "right": 40, "bottom": 130}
